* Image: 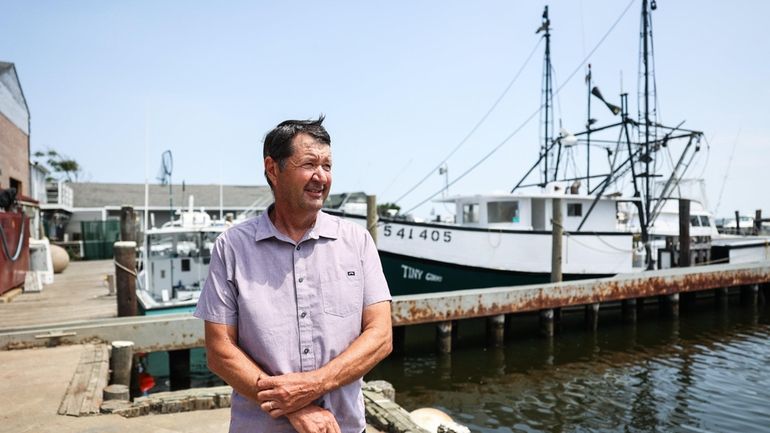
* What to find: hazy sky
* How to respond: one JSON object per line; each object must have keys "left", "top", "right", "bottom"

{"left": 2, "top": 1, "right": 768, "bottom": 219}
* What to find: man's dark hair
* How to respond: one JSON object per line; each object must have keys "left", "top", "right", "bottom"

{"left": 263, "top": 116, "right": 331, "bottom": 190}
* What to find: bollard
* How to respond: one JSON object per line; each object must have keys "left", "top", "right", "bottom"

{"left": 103, "top": 384, "right": 130, "bottom": 401}
{"left": 169, "top": 349, "right": 191, "bottom": 391}
{"left": 622, "top": 299, "right": 637, "bottom": 323}
{"left": 539, "top": 309, "right": 555, "bottom": 337}
{"left": 585, "top": 303, "right": 600, "bottom": 331}
{"left": 486, "top": 314, "right": 505, "bottom": 347}
{"left": 114, "top": 241, "right": 138, "bottom": 317}
{"left": 110, "top": 340, "right": 134, "bottom": 386}
{"left": 436, "top": 321, "right": 452, "bottom": 354}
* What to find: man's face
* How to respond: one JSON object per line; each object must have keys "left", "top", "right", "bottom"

{"left": 269, "top": 133, "right": 332, "bottom": 213}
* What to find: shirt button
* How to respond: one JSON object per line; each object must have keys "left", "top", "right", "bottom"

{"left": 300, "top": 311, "right": 307, "bottom": 318}
{"left": 303, "top": 348, "right": 310, "bottom": 354}
{"left": 296, "top": 245, "right": 301, "bottom": 251}
{"left": 298, "top": 277, "right": 304, "bottom": 283}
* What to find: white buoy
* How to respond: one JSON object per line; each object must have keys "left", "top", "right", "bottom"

{"left": 410, "top": 407, "right": 470, "bottom": 433}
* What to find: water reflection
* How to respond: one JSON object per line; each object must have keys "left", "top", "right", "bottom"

{"left": 367, "top": 302, "right": 770, "bottom": 433}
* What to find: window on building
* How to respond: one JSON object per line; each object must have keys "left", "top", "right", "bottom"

{"left": 567, "top": 203, "right": 583, "bottom": 217}
{"left": 463, "top": 203, "right": 479, "bottom": 223}
{"left": 9, "top": 177, "right": 22, "bottom": 196}
{"left": 487, "top": 201, "right": 520, "bottom": 223}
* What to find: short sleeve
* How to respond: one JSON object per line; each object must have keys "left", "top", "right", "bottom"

{"left": 360, "top": 230, "right": 391, "bottom": 306}
{"left": 193, "top": 235, "right": 239, "bottom": 325}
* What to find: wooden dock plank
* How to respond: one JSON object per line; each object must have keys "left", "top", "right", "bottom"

{"left": 58, "top": 343, "right": 110, "bottom": 417}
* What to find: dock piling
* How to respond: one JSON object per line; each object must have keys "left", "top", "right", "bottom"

{"left": 584, "top": 303, "right": 600, "bottom": 330}
{"left": 367, "top": 195, "right": 377, "bottom": 246}
{"left": 436, "top": 321, "right": 452, "bottom": 354}
{"left": 114, "top": 241, "right": 138, "bottom": 317}
{"left": 540, "top": 309, "right": 555, "bottom": 337}
{"left": 110, "top": 340, "right": 134, "bottom": 387}
{"left": 392, "top": 326, "right": 406, "bottom": 355}
{"left": 660, "top": 293, "right": 680, "bottom": 318}
{"left": 169, "top": 349, "right": 191, "bottom": 391}
{"left": 120, "top": 206, "right": 136, "bottom": 242}
{"left": 740, "top": 284, "right": 759, "bottom": 306}
{"left": 622, "top": 299, "right": 637, "bottom": 323}
{"left": 486, "top": 314, "right": 505, "bottom": 347}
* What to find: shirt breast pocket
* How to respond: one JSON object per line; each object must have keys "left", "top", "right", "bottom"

{"left": 320, "top": 266, "right": 364, "bottom": 317}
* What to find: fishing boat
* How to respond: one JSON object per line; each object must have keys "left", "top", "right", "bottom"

{"left": 136, "top": 201, "right": 230, "bottom": 315}
{"left": 328, "top": 0, "right": 716, "bottom": 294}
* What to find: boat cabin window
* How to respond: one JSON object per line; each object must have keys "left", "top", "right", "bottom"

{"left": 567, "top": 203, "right": 582, "bottom": 217}
{"left": 700, "top": 215, "right": 711, "bottom": 227}
{"left": 463, "top": 203, "right": 479, "bottom": 223}
{"left": 148, "top": 232, "right": 202, "bottom": 258}
{"left": 487, "top": 201, "right": 520, "bottom": 223}
{"left": 690, "top": 215, "right": 701, "bottom": 227}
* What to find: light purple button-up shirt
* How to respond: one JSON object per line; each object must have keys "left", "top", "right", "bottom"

{"left": 194, "top": 208, "right": 391, "bottom": 433}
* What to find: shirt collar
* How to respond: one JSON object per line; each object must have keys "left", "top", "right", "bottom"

{"left": 254, "top": 205, "right": 339, "bottom": 243}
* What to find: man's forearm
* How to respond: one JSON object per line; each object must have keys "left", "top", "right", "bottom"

{"left": 205, "top": 322, "right": 267, "bottom": 402}
{"left": 315, "top": 303, "right": 393, "bottom": 393}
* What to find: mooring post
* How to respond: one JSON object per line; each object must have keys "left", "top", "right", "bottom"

{"left": 585, "top": 303, "right": 600, "bottom": 330}
{"left": 715, "top": 287, "right": 730, "bottom": 309}
{"left": 110, "top": 340, "right": 134, "bottom": 387}
{"left": 540, "top": 197, "right": 562, "bottom": 337}
{"left": 740, "top": 284, "right": 759, "bottom": 306}
{"left": 735, "top": 210, "right": 741, "bottom": 234}
{"left": 754, "top": 209, "right": 762, "bottom": 236}
{"left": 436, "top": 321, "right": 452, "bottom": 354}
{"left": 678, "top": 199, "right": 697, "bottom": 311}
{"left": 114, "top": 241, "right": 138, "bottom": 317}
{"left": 486, "top": 314, "right": 505, "bottom": 347}
{"left": 120, "top": 205, "right": 136, "bottom": 242}
{"left": 622, "top": 299, "right": 637, "bottom": 323}
{"left": 540, "top": 308, "right": 555, "bottom": 338}
{"left": 660, "top": 293, "right": 679, "bottom": 318}
{"left": 169, "top": 349, "right": 191, "bottom": 391}
{"left": 392, "top": 326, "right": 406, "bottom": 355}
{"left": 367, "top": 195, "right": 377, "bottom": 246}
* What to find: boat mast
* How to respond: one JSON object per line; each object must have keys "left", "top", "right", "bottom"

{"left": 538, "top": 6, "right": 554, "bottom": 186}
{"left": 642, "top": 0, "right": 652, "bottom": 232}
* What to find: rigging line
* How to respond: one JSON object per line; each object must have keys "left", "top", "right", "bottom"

{"left": 403, "top": 0, "right": 637, "bottom": 214}
{"left": 714, "top": 129, "right": 740, "bottom": 214}
{"left": 391, "top": 38, "right": 543, "bottom": 205}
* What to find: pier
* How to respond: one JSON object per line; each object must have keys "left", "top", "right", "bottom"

{"left": 2, "top": 260, "right": 769, "bottom": 353}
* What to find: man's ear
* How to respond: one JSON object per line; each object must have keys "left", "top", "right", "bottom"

{"left": 265, "top": 157, "right": 279, "bottom": 186}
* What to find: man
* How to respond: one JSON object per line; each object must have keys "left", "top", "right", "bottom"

{"left": 194, "top": 116, "right": 392, "bottom": 433}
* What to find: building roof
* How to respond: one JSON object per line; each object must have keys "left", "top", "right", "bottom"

{"left": 0, "top": 61, "right": 29, "bottom": 134}
{"left": 70, "top": 182, "right": 273, "bottom": 210}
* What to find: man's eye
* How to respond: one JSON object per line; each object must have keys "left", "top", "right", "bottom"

{"left": 322, "top": 164, "right": 332, "bottom": 172}
{"left": 302, "top": 163, "right": 315, "bottom": 169}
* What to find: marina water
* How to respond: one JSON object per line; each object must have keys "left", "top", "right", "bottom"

{"left": 367, "top": 299, "right": 770, "bottom": 433}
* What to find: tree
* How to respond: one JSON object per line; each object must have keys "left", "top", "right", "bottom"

{"left": 33, "top": 149, "right": 82, "bottom": 182}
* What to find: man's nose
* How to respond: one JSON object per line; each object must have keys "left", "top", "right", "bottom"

{"left": 311, "top": 166, "right": 329, "bottom": 182}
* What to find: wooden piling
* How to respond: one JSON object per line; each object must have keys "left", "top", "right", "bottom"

{"left": 392, "top": 326, "right": 406, "bottom": 355}
{"left": 367, "top": 195, "right": 377, "bottom": 246}
{"left": 169, "top": 349, "right": 191, "bottom": 391}
{"left": 486, "top": 314, "right": 505, "bottom": 347}
{"left": 540, "top": 197, "right": 563, "bottom": 337}
{"left": 740, "top": 284, "right": 759, "bottom": 306}
{"left": 110, "top": 340, "right": 134, "bottom": 387}
{"left": 715, "top": 287, "right": 730, "bottom": 308}
{"left": 622, "top": 299, "right": 637, "bottom": 323}
{"left": 660, "top": 293, "right": 679, "bottom": 318}
{"left": 114, "top": 241, "right": 138, "bottom": 317}
{"left": 679, "top": 199, "right": 691, "bottom": 268}
{"left": 755, "top": 209, "right": 762, "bottom": 236}
{"left": 120, "top": 206, "right": 136, "bottom": 242}
{"left": 436, "top": 321, "right": 452, "bottom": 354}
{"left": 585, "top": 303, "right": 600, "bottom": 330}
{"left": 539, "top": 308, "right": 555, "bottom": 337}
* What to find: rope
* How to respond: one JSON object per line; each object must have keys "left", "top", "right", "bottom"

{"left": 402, "top": 0, "right": 638, "bottom": 214}
{"left": 114, "top": 259, "right": 137, "bottom": 277}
